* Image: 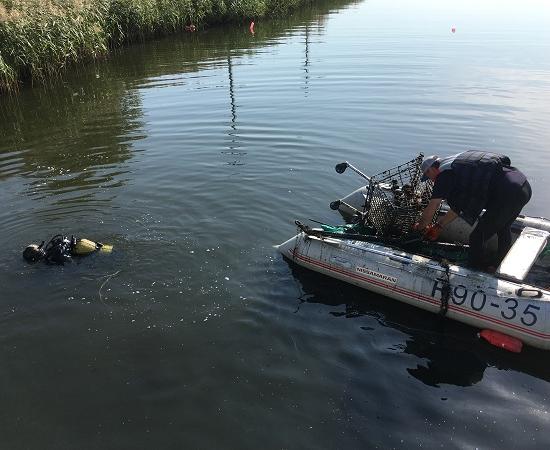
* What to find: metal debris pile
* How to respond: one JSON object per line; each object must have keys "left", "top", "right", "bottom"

{"left": 365, "top": 154, "right": 436, "bottom": 238}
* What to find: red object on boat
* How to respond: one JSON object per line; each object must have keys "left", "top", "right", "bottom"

{"left": 479, "top": 329, "right": 523, "bottom": 353}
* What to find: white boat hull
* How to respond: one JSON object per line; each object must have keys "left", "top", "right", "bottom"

{"left": 278, "top": 232, "right": 550, "bottom": 350}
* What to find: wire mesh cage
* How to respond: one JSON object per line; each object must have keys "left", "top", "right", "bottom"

{"left": 364, "top": 154, "right": 438, "bottom": 238}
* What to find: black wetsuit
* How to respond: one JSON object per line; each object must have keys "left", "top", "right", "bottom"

{"left": 432, "top": 166, "right": 531, "bottom": 268}
{"left": 43, "top": 235, "right": 76, "bottom": 264}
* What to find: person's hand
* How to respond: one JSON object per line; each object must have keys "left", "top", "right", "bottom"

{"left": 424, "top": 223, "right": 442, "bottom": 241}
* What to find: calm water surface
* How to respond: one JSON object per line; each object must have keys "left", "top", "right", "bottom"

{"left": 1, "top": 0, "right": 550, "bottom": 448}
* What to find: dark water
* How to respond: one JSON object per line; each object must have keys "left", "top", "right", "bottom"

{"left": 1, "top": 0, "right": 550, "bottom": 448}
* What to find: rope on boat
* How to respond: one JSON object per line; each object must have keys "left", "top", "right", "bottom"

{"left": 439, "top": 262, "right": 452, "bottom": 316}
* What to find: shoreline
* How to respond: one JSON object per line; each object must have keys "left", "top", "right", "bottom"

{"left": 0, "top": 0, "right": 314, "bottom": 93}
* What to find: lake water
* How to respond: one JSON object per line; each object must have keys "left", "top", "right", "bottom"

{"left": 1, "top": 0, "right": 550, "bottom": 448}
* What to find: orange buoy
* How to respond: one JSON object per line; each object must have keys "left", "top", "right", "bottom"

{"left": 479, "top": 329, "right": 523, "bottom": 353}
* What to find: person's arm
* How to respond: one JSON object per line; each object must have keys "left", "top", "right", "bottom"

{"left": 422, "top": 208, "right": 459, "bottom": 241}
{"left": 417, "top": 198, "right": 442, "bottom": 229}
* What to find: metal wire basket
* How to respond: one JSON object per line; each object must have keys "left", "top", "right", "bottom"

{"left": 364, "top": 154, "right": 437, "bottom": 238}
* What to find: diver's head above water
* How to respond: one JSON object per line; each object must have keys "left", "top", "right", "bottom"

{"left": 23, "top": 244, "right": 46, "bottom": 263}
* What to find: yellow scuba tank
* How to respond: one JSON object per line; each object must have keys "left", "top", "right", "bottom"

{"left": 97, "top": 242, "right": 113, "bottom": 253}
{"left": 73, "top": 238, "right": 113, "bottom": 255}
{"left": 73, "top": 239, "right": 97, "bottom": 255}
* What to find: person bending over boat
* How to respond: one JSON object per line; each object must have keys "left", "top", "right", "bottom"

{"left": 413, "top": 150, "right": 531, "bottom": 270}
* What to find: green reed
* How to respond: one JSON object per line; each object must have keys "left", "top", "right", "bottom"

{"left": 0, "top": 0, "right": 313, "bottom": 92}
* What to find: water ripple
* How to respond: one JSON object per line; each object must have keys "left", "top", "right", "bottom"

{"left": 1, "top": 0, "right": 550, "bottom": 448}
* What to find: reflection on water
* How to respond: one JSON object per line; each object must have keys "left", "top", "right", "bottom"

{"left": 303, "top": 24, "right": 311, "bottom": 96}
{"left": 0, "top": 79, "right": 144, "bottom": 226}
{"left": 289, "top": 262, "right": 550, "bottom": 387}
{"left": 1, "top": 0, "right": 550, "bottom": 448}
{"left": 223, "top": 53, "right": 245, "bottom": 165}
{"left": 0, "top": 0, "right": 339, "bottom": 213}
{"left": 405, "top": 335, "right": 488, "bottom": 387}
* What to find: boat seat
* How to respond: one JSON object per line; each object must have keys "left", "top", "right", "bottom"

{"left": 497, "top": 227, "right": 550, "bottom": 282}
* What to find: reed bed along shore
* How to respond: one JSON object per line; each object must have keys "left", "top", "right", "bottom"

{"left": 0, "top": 0, "right": 312, "bottom": 92}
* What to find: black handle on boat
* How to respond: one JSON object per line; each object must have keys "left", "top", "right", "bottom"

{"left": 335, "top": 163, "right": 348, "bottom": 174}
{"left": 330, "top": 199, "right": 365, "bottom": 223}
{"left": 334, "top": 161, "right": 371, "bottom": 183}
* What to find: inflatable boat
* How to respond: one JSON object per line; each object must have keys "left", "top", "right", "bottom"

{"left": 278, "top": 156, "right": 550, "bottom": 351}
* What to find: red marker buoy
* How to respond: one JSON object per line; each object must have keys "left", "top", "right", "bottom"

{"left": 249, "top": 21, "right": 255, "bottom": 34}
{"left": 479, "top": 329, "right": 523, "bottom": 353}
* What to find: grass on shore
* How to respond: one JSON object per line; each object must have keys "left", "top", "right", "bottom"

{"left": 0, "top": 0, "right": 311, "bottom": 92}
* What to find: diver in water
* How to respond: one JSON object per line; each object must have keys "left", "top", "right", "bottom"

{"left": 23, "top": 235, "right": 112, "bottom": 265}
